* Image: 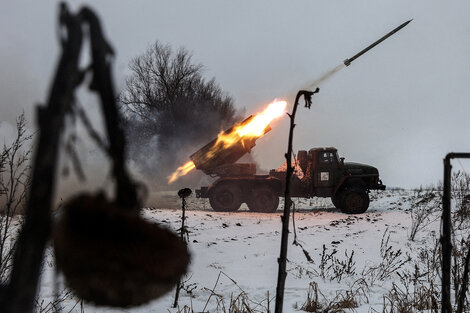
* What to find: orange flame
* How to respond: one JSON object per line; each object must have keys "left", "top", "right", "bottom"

{"left": 215, "top": 100, "right": 287, "bottom": 149}
{"left": 167, "top": 100, "right": 287, "bottom": 184}
{"left": 168, "top": 161, "right": 196, "bottom": 184}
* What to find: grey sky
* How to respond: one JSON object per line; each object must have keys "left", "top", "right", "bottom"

{"left": 2, "top": 1, "right": 470, "bottom": 188}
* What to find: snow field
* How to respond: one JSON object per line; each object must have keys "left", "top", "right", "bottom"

{"left": 37, "top": 189, "right": 444, "bottom": 312}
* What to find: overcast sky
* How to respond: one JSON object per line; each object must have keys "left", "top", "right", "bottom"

{"left": 2, "top": 1, "right": 470, "bottom": 189}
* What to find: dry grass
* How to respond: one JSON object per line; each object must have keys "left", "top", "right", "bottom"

{"left": 300, "top": 282, "right": 359, "bottom": 313}
{"left": 381, "top": 281, "right": 439, "bottom": 313}
{"left": 408, "top": 188, "right": 440, "bottom": 241}
{"left": 362, "top": 229, "right": 411, "bottom": 284}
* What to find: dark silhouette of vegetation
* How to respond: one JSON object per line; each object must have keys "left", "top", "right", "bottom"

{"left": 0, "top": 4, "right": 188, "bottom": 312}
{"left": 0, "top": 112, "right": 32, "bottom": 283}
{"left": 120, "top": 41, "right": 239, "bottom": 185}
{"left": 275, "top": 88, "right": 319, "bottom": 313}
{"left": 173, "top": 188, "right": 192, "bottom": 308}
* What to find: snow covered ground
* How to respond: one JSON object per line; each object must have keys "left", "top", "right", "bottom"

{"left": 37, "top": 189, "right": 445, "bottom": 312}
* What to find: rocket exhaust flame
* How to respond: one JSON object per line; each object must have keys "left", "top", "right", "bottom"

{"left": 167, "top": 100, "right": 287, "bottom": 184}
{"left": 168, "top": 161, "right": 196, "bottom": 184}
{"left": 215, "top": 100, "right": 287, "bottom": 148}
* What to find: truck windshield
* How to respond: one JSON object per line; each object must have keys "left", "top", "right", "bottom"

{"left": 320, "top": 151, "right": 337, "bottom": 164}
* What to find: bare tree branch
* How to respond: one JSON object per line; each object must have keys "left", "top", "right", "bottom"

{"left": 120, "top": 40, "right": 238, "bottom": 183}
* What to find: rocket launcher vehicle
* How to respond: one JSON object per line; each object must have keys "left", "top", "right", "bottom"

{"left": 190, "top": 115, "right": 271, "bottom": 176}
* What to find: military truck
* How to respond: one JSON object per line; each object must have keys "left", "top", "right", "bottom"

{"left": 194, "top": 143, "right": 385, "bottom": 214}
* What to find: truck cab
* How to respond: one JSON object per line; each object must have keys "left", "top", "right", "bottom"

{"left": 295, "top": 147, "right": 385, "bottom": 213}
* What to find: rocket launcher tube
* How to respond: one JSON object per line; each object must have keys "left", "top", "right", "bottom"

{"left": 190, "top": 115, "right": 271, "bottom": 173}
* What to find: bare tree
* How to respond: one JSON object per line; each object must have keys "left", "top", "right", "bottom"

{"left": 121, "top": 41, "right": 239, "bottom": 183}
{"left": 0, "top": 112, "right": 32, "bottom": 282}
{"left": 0, "top": 113, "right": 32, "bottom": 215}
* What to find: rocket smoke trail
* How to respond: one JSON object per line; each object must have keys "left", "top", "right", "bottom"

{"left": 307, "top": 63, "right": 346, "bottom": 89}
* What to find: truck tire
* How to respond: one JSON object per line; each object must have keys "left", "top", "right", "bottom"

{"left": 339, "top": 186, "right": 369, "bottom": 214}
{"left": 209, "top": 183, "right": 242, "bottom": 212}
{"left": 247, "top": 187, "right": 279, "bottom": 213}
{"left": 331, "top": 195, "right": 342, "bottom": 210}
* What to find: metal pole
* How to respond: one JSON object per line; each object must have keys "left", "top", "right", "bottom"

{"left": 441, "top": 152, "right": 470, "bottom": 313}
{"left": 442, "top": 155, "right": 452, "bottom": 313}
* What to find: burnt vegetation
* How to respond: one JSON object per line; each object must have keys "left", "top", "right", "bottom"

{"left": 121, "top": 41, "right": 240, "bottom": 186}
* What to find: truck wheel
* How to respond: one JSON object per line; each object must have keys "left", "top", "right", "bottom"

{"left": 247, "top": 187, "right": 279, "bottom": 213}
{"left": 340, "top": 186, "right": 369, "bottom": 214}
{"left": 209, "top": 183, "right": 242, "bottom": 212}
{"left": 331, "top": 195, "right": 342, "bottom": 210}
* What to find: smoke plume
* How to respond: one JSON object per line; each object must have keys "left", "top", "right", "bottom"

{"left": 307, "top": 63, "right": 346, "bottom": 90}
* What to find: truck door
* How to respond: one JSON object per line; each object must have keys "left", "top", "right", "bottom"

{"left": 313, "top": 150, "right": 340, "bottom": 196}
